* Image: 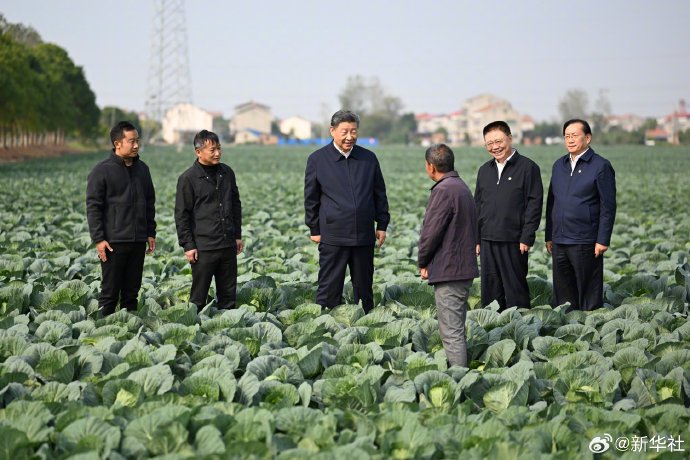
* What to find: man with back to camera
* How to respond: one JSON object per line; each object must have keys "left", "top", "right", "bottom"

{"left": 474, "top": 120, "right": 543, "bottom": 310}
{"left": 175, "top": 130, "right": 243, "bottom": 310}
{"left": 418, "top": 144, "right": 478, "bottom": 367}
{"left": 86, "top": 121, "right": 156, "bottom": 316}
{"left": 545, "top": 119, "right": 616, "bottom": 311}
{"left": 304, "top": 110, "right": 390, "bottom": 313}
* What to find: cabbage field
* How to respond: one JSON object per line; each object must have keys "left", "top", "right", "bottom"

{"left": 0, "top": 145, "right": 689, "bottom": 459}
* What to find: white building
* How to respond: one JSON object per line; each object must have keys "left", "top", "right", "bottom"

{"left": 230, "top": 101, "right": 272, "bottom": 143}
{"left": 279, "top": 116, "right": 312, "bottom": 140}
{"left": 162, "top": 103, "right": 213, "bottom": 144}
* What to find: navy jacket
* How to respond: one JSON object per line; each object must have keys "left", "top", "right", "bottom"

{"left": 304, "top": 143, "right": 389, "bottom": 246}
{"left": 175, "top": 161, "right": 242, "bottom": 251}
{"left": 86, "top": 152, "right": 156, "bottom": 244}
{"left": 545, "top": 148, "right": 616, "bottom": 245}
{"left": 474, "top": 151, "right": 543, "bottom": 246}
{"left": 418, "top": 172, "right": 479, "bottom": 284}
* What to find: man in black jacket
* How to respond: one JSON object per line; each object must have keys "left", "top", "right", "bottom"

{"left": 474, "top": 121, "right": 543, "bottom": 311}
{"left": 304, "top": 110, "right": 389, "bottom": 312}
{"left": 419, "top": 144, "right": 478, "bottom": 367}
{"left": 86, "top": 121, "right": 156, "bottom": 316}
{"left": 175, "top": 130, "right": 242, "bottom": 310}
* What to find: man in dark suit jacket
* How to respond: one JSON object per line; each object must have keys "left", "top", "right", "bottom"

{"left": 546, "top": 119, "right": 616, "bottom": 311}
{"left": 475, "top": 121, "right": 543, "bottom": 311}
{"left": 304, "top": 110, "right": 390, "bottom": 312}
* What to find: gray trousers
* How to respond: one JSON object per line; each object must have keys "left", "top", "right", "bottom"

{"left": 434, "top": 279, "right": 472, "bottom": 367}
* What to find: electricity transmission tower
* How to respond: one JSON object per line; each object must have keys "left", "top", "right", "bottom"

{"left": 144, "top": 0, "right": 192, "bottom": 123}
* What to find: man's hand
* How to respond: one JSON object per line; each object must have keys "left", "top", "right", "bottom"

{"left": 476, "top": 244, "right": 480, "bottom": 256}
{"left": 519, "top": 243, "right": 531, "bottom": 254}
{"left": 185, "top": 248, "right": 198, "bottom": 264}
{"left": 236, "top": 239, "right": 244, "bottom": 255}
{"left": 147, "top": 237, "right": 156, "bottom": 254}
{"left": 546, "top": 241, "right": 553, "bottom": 254}
{"left": 310, "top": 235, "right": 321, "bottom": 244}
{"left": 594, "top": 243, "right": 608, "bottom": 257}
{"left": 376, "top": 230, "right": 386, "bottom": 248}
{"left": 420, "top": 267, "right": 428, "bottom": 280}
{"left": 96, "top": 240, "right": 113, "bottom": 262}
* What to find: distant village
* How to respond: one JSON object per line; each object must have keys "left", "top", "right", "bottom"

{"left": 156, "top": 94, "right": 690, "bottom": 147}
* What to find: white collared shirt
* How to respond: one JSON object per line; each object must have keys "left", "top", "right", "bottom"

{"left": 570, "top": 148, "right": 589, "bottom": 173}
{"left": 496, "top": 149, "right": 516, "bottom": 180}
{"left": 333, "top": 141, "right": 353, "bottom": 158}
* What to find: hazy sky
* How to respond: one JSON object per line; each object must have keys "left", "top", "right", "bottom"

{"left": 3, "top": 0, "right": 689, "bottom": 123}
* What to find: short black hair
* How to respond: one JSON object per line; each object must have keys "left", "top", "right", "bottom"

{"left": 110, "top": 121, "right": 138, "bottom": 147}
{"left": 193, "top": 130, "right": 220, "bottom": 149}
{"left": 563, "top": 119, "right": 592, "bottom": 136}
{"left": 425, "top": 143, "right": 455, "bottom": 173}
{"left": 331, "top": 110, "right": 360, "bottom": 128}
{"left": 483, "top": 120, "right": 512, "bottom": 137}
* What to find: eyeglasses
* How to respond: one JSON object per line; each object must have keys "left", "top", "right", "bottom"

{"left": 564, "top": 134, "right": 583, "bottom": 140}
{"left": 485, "top": 138, "right": 506, "bottom": 148}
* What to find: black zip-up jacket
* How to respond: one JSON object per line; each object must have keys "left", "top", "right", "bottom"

{"left": 304, "top": 143, "right": 389, "bottom": 246}
{"left": 175, "top": 160, "right": 242, "bottom": 252}
{"left": 86, "top": 152, "right": 156, "bottom": 244}
{"left": 474, "top": 151, "right": 543, "bottom": 246}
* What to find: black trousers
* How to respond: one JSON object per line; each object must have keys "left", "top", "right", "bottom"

{"left": 99, "top": 242, "right": 146, "bottom": 316}
{"left": 190, "top": 247, "right": 237, "bottom": 309}
{"left": 316, "top": 243, "right": 375, "bottom": 312}
{"left": 480, "top": 240, "right": 530, "bottom": 311}
{"left": 552, "top": 243, "right": 603, "bottom": 311}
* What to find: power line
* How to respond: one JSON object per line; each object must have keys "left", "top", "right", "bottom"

{"left": 144, "top": 0, "right": 192, "bottom": 122}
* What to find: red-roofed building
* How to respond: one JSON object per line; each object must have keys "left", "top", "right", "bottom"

{"left": 655, "top": 99, "right": 690, "bottom": 144}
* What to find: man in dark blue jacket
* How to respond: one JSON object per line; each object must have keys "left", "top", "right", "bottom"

{"left": 545, "top": 119, "right": 616, "bottom": 311}
{"left": 418, "top": 144, "right": 478, "bottom": 367}
{"left": 175, "top": 130, "right": 242, "bottom": 310}
{"left": 304, "top": 110, "right": 390, "bottom": 312}
{"left": 86, "top": 121, "right": 156, "bottom": 316}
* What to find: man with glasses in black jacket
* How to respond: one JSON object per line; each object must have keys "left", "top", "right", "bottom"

{"left": 474, "top": 121, "right": 543, "bottom": 311}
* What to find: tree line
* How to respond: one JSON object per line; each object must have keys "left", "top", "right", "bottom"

{"left": 526, "top": 88, "right": 690, "bottom": 146}
{"left": 337, "top": 75, "right": 417, "bottom": 144}
{"left": 0, "top": 15, "right": 100, "bottom": 149}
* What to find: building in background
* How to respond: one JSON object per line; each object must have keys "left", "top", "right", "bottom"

{"left": 463, "top": 94, "right": 525, "bottom": 145}
{"left": 656, "top": 99, "right": 690, "bottom": 144}
{"left": 162, "top": 103, "right": 213, "bottom": 144}
{"left": 279, "top": 116, "right": 312, "bottom": 140}
{"left": 607, "top": 113, "right": 645, "bottom": 132}
{"left": 230, "top": 101, "right": 273, "bottom": 144}
{"left": 417, "top": 94, "right": 532, "bottom": 146}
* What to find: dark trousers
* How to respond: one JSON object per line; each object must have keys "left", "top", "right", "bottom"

{"left": 99, "top": 242, "right": 146, "bottom": 316}
{"left": 316, "top": 243, "right": 375, "bottom": 312}
{"left": 480, "top": 240, "right": 530, "bottom": 311}
{"left": 190, "top": 247, "right": 237, "bottom": 309}
{"left": 552, "top": 243, "right": 603, "bottom": 311}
